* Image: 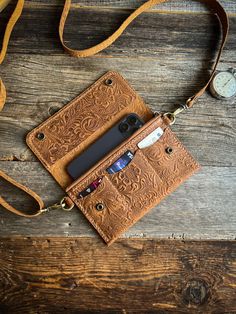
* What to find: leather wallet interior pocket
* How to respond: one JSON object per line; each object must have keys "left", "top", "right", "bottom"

{"left": 108, "top": 150, "right": 163, "bottom": 209}
{"left": 67, "top": 114, "right": 200, "bottom": 244}
{"left": 67, "top": 150, "right": 164, "bottom": 245}
{"left": 68, "top": 175, "right": 131, "bottom": 244}
{"left": 140, "top": 127, "right": 200, "bottom": 188}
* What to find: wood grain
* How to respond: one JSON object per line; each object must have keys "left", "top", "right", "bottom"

{"left": 1, "top": 5, "right": 235, "bottom": 56}
{"left": 0, "top": 237, "right": 235, "bottom": 313}
{"left": 0, "top": 1, "right": 235, "bottom": 239}
{"left": 24, "top": 0, "right": 236, "bottom": 14}
{"left": 0, "top": 161, "right": 235, "bottom": 239}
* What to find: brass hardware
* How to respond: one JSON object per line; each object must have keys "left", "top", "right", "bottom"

{"left": 105, "top": 78, "right": 113, "bottom": 86}
{"left": 60, "top": 197, "right": 74, "bottom": 211}
{"left": 36, "top": 132, "right": 45, "bottom": 141}
{"left": 96, "top": 203, "right": 104, "bottom": 211}
{"left": 39, "top": 197, "right": 74, "bottom": 214}
{"left": 163, "top": 112, "right": 176, "bottom": 125}
{"left": 163, "top": 103, "right": 188, "bottom": 125}
{"left": 165, "top": 147, "right": 173, "bottom": 154}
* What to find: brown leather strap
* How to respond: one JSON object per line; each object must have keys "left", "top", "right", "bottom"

{"left": 0, "top": 0, "right": 24, "bottom": 111}
{"left": 0, "top": 169, "right": 44, "bottom": 217}
{"left": 0, "top": 0, "right": 41, "bottom": 217}
{"left": 60, "top": 0, "right": 229, "bottom": 108}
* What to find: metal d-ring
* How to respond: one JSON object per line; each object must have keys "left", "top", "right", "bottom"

{"left": 39, "top": 197, "right": 74, "bottom": 214}
{"left": 163, "top": 112, "right": 176, "bottom": 125}
{"left": 60, "top": 197, "right": 74, "bottom": 211}
{"left": 163, "top": 104, "right": 188, "bottom": 125}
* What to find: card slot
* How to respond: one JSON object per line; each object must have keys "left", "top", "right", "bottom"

{"left": 139, "top": 127, "right": 200, "bottom": 186}
{"left": 108, "top": 149, "right": 164, "bottom": 211}
{"left": 67, "top": 148, "right": 166, "bottom": 245}
{"left": 67, "top": 175, "right": 132, "bottom": 244}
{"left": 66, "top": 118, "right": 200, "bottom": 245}
{"left": 66, "top": 114, "right": 167, "bottom": 193}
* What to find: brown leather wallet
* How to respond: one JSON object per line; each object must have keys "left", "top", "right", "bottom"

{"left": 26, "top": 71, "right": 199, "bottom": 244}
{"left": 0, "top": 0, "right": 229, "bottom": 245}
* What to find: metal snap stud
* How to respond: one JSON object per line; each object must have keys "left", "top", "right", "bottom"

{"left": 96, "top": 203, "right": 104, "bottom": 211}
{"left": 165, "top": 147, "right": 173, "bottom": 154}
{"left": 105, "top": 78, "right": 113, "bottom": 86}
{"left": 36, "top": 132, "right": 45, "bottom": 141}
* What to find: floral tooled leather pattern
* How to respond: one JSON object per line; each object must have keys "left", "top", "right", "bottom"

{"left": 68, "top": 118, "right": 200, "bottom": 244}
{"left": 110, "top": 150, "right": 163, "bottom": 211}
{"left": 76, "top": 176, "right": 131, "bottom": 242}
{"left": 141, "top": 128, "right": 199, "bottom": 189}
{"left": 27, "top": 72, "right": 136, "bottom": 166}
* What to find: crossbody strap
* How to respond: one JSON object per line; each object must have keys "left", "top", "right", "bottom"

{"left": 59, "top": 0, "right": 229, "bottom": 108}
{"left": 0, "top": 0, "right": 229, "bottom": 217}
{"left": 0, "top": 169, "right": 44, "bottom": 217}
{"left": 0, "top": 0, "right": 24, "bottom": 111}
{"left": 0, "top": 0, "right": 229, "bottom": 112}
{"left": 0, "top": 169, "right": 74, "bottom": 217}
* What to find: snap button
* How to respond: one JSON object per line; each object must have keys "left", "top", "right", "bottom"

{"left": 105, "top": 78, "right": 113, "bottom": 86}
{"left": 165, "top": 147, "right": 173, "bottom": 154}
{"left": 96, "top": 203, "right": 104, "bottom": 211}
{"left": 36, "top": 132, "right": 45, "bottom": 141}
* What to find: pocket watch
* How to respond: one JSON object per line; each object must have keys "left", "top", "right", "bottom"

{"left": 210, "top": 68, "right": 236, "bottom": 100}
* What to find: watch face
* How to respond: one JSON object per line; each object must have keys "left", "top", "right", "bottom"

{"left": 212, "top": 71, "right": 236, "bottom": 99}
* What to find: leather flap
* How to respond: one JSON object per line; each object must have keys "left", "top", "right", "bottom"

{"left": 26, "top": 71, "right": 153, "bottom": 188}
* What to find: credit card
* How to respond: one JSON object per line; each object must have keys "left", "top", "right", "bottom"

{"left": 106, "top": 150, "right": 134, "bottom": 174}
{"left": 78, "top": 177, "right": 102, "bottom": 198}
{"left": 137, "top": 127, "right": 163, "bottom": 149}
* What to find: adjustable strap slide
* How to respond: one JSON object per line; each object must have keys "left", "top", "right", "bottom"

{"left": 59, "top": 0, "right": 229, "bottom": 108}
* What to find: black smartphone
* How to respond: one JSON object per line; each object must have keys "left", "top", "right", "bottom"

{"left": 67, "top": 113, "right": 144, "bottom": 180}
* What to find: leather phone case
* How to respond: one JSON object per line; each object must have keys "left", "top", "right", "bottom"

{"left": 26, "top": 71, "right": 200, "bottom": 245}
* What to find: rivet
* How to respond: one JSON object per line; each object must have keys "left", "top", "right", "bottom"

{"left": 165, "top": 147, "right": 173, "bottom": 154}
{"left": 105, "top": 78, "right": 113, "bottom": 86}
{"left": 96, "top": 203, "right": 104, "bottom": 211}
{"left": 36, "top": 132, "right": 45, "bottom": 141}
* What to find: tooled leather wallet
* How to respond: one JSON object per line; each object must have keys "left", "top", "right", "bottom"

{"left": 26, "top": 71, "right": 200, "bottom": 245}
{"left": 0, "top": 0, "right": 228, "bottom": 245}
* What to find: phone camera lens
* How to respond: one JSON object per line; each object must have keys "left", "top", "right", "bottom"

{"left": 128, "top": 115, "right": 137, "bottom": 126}
{"left": 119, "top": 123, "right": 130, "bottom": 133}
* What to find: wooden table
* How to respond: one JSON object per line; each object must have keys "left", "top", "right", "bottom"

{"left": 0, "top": 1, "right": 235, "bottom": 312}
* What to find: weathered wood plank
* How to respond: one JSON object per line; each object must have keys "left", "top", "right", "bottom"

{"left": 0, "top": 237, "right": 235, "bottom": 313}
{"left": 0, "top": 53, "right": 235, "bottom": 166}
{"left": 0, "top": 6, "right": 235, "bottom": 55}
{"left": 23, "top": 0, "right": 236, "bottom": 14}
{"left": 0, "top": 161, "right": 235, "bottom": 239}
